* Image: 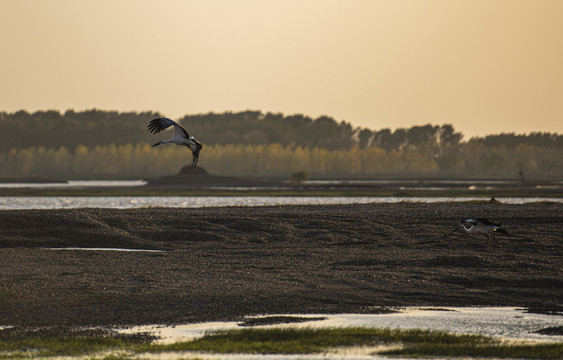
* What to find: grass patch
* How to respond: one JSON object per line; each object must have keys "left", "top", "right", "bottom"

{"left": 150, "top": 327, "right": 492, "bottom": 354}
{"left": 0, "top": 328, "right": 153, "bottom": 358}
{"left": 150, "top": 327, "right": 562, "bottom": 359}
{"left": 1, "top": 327, "right": 561, "bottom": 359}
{"left": 0, "top": 336, "right": 140, "bottom": 357}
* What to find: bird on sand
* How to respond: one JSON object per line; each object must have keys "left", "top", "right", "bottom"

{"left": 147, "top": 117, "right": 203, "bottom": 168}
{"left": 455, "top": 218, "right": 510, "bottom": 247}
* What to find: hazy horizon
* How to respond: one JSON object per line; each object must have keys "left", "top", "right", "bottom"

{"left": 1, "top": 0, "right": 562, "bottom": 138}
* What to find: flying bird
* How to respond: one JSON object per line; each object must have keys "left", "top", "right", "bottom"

{"left": 147, "top": 117, "right": 203, "bottom": 168}
{"left": 455, "top": 218, "right": 510, "bottom": 247}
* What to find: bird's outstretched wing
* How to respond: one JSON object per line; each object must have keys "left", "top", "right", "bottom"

{"left": 493, "top": 227, "right": 511, "bottom": 235}
{"left": 474, "top": 218, "right": 501, "bottom": 227}
{"left": 147, "top": 117, "right": 189, "bottom": 138}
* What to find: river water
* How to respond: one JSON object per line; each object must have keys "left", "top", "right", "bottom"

{"left": 0, "top": 180, "right": 148, "bottom": 188}
{"left": 1, "top": 196, "right": 562, "bottom": 210}
{"left": 1, "top": 180, "right": 562, "bottom": 209}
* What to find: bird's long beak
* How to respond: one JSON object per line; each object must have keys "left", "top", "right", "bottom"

{"left": 151, "top": 142, "right": 160, "bottom": 147}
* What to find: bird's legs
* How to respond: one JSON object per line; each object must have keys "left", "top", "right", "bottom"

{"left": 483, "top": 233, "right": 497, "bottom": 249}
{"left": 191, "top": 150, "right": 200, "bottom": 168}
{"left": 184, "top": 143, "right": 200, "bottom": 168}
{"left": 483, "top": 233, "right": 490, "bottom": 244}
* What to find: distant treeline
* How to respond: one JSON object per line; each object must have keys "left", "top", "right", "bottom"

{"left": 1, "top": 109, "right": 562, "bottom": 179}
{"left": 2, "top": 142, "right": 562, "bottom": 179}
{"left": 2, "top": 109, "right": 563, "bottom": 151}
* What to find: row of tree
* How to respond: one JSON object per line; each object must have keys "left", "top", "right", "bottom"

{"left": 2, "top": 109, "right": 562, "bottom": 153}
{"left": 0, "top": 110, "right": 356, "bottom": 151}
{"left": 1, "top": 142, "right": 562, "bottom": 179}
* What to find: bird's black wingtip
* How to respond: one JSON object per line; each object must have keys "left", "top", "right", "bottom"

{"left": 147, "top": 119, "right": 163, "bottom": 134}
{"left": 495, "top": 228, "right": 511, "bottom": 236}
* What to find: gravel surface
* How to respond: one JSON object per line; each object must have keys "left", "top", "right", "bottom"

{"left": 0, "top": 203, "right": 561, "bottom": 327}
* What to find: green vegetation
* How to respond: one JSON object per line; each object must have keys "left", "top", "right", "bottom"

{"left": 1, "top": 327, "right": 561, "bottom": 359}
{"left": 151, "top": 327, "right": 492, "bottom": 354}
{"left": 289, "top": 170, "right": 309, "bottom": 182}
{"left": 1, "top": 109, "right": 562, "bottom": 179}
{"left": 0, "top": 335, "right": 144, "bottom": 358}
{"left": 2, "top": 142, "right": 563, "bottom": 180}
{"left": 0, "top": 143, "right": 440, "bottom": 179}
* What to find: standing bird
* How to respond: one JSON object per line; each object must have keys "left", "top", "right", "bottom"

{"left": 147, "top": 117, "right": 203, "bottom": 168}
{"left": 456, "top": 218, "right": 510, "bottom": 247}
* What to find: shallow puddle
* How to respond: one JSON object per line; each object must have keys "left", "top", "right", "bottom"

{"left": 120, "top": 307, "right": 563, "bottom": 344}
{"left": 42, "top": 247, "right": 165, "bottom": 253}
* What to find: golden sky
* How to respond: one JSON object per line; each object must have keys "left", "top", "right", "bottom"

{"left": 1, "top": 0, "right": 561, "bottom": 138}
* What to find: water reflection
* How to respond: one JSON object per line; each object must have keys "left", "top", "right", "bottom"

{"left": 43, "top": 247, "right": 164, "bottom": 253}
{"left": 0, "top": 180, "right": 147, "bottom": 189}
{"left": 120, "top": 307, "right": 563, "bottom": 344}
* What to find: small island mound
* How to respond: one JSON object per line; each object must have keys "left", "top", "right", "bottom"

{"left": 145, "top": 166, "right": 278, "bottom": 189}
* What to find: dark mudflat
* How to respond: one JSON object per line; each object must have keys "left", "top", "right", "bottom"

{"left": 0, "top": 203, "right": 561, "bottom": 327}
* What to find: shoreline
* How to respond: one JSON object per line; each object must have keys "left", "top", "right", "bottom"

{"left": 1, "top": 175, "right": 563, "bottom": 197}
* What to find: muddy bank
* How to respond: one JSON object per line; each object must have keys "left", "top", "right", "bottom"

{"left": 0, "top": 203, "right": 561, "bottom": 327}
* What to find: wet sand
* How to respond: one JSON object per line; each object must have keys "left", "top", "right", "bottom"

{"left": 0, "top": 203, "right": 561, "bottom": 327}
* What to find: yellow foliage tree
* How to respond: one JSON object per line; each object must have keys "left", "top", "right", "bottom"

{"left": 0, "top": 142, "right": 562, "bottom": 179}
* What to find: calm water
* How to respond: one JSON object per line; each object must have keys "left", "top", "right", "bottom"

{"left": 1, "top": 180, "right": 562, "bottom": 209}
{"left": 121, "top": 307, "right": 563, "bottom": 344}
{"left": 117, "top": 307, "right": 563, "bottom": 360}
{"left": 0, "top": 196, "right": 562, "bottom": 210}
{"left": 0, "top": 180, "right": 147, "bottom": 188}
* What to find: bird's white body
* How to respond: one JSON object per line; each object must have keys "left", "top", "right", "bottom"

{"left": 156, "top": 130, "right": 190, "bottom": 147}
{"left": 459, "top": 222, "right": 499, "bottom": 235}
